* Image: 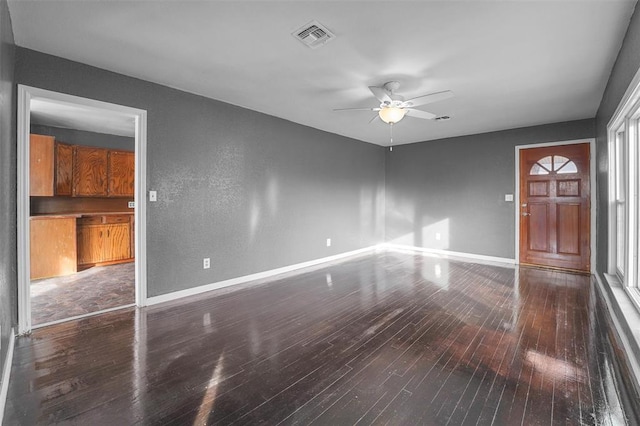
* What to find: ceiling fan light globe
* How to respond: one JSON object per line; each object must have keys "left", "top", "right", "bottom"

{"left": 378, "top": 107, "right": 407, "bottom": 124}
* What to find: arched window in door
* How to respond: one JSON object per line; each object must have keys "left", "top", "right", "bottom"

{"left": 530, "top": 155, "right": 578, "bottom": 175}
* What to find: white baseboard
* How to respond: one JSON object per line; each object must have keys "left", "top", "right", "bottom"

{"left": 146, "top": 243, "right": 516, "bottom": 307}
{"left": 0, "top": 328, "right": 15, "bottom": 425}
{"left": 147, "top": 245, "right": 381, "bottom": 306}
{"left": 32, "top": 304, "right": 136, "bottom": 330}
{"left": 384, "top": 243, "right": 516, "bottom": 265}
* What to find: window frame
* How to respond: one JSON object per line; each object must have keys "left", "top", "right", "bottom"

{"left": 608, "top": 77, "right": 640, "bottom": 312}
{"left": 613, "top": 124, "right": 627, "bottom": 280}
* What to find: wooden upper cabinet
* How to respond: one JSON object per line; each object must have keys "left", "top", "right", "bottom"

{"left": 73, "top": 146, "right": 109, "bottom": 197}
{"left": 55, "top": 142, "right": 74, "bottom": 196}
{"left": 30, "top": 134, "right": 134, "bottom": 198}
{"left": 30, "top": 134, "right": 55, "bottom": 196}
{"left": 108, "top": 151, "right": 135, "bottom": 197}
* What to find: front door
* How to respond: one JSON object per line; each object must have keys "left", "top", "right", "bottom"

{"left": 519, "top": 143, "right": 590, "bottom": 272}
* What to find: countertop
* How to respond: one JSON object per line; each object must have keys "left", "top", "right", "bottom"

{"left": 30, "top": 211, "right": 134, "bottom": 220}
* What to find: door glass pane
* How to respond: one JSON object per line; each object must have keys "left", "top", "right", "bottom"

{"left": 553, "top": 155, "right": 569, "bottom": 171}
{"left": 557, "top": 161, "right": 578, "bottom": 174}
{"left": 530, "top": 163, "right": 549, "bottom": 175}
{"left": 538, "top": 156, "right": 552, "bottom": 170}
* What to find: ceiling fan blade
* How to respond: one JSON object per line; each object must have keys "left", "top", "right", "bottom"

{"left": 368, "top": 114, "right": 380, "bottom": 124}
{"left": 368, "top": 86, "right": 392, "bottom": 104}
{"left": 333, "top": 107, "right": 381, "bottom": 112}
{"left": 405, "top": 109, "right": 437, "bottom": 120}
{"left": 402, "top": 90, "right": 454, "bottom": 108}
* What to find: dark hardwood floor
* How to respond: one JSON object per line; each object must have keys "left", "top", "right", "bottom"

{"left": 4, "top": 251, "right": 636, "bottom": 425}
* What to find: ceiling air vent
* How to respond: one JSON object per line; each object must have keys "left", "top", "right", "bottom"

{"left": 292, "top": 21, "right": 335, "bottom": 49}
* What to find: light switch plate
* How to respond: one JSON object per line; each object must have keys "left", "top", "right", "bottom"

{"left": 505, "top": 194, "right": 514, "bottom": 202}
{"left": 149, "top": 191, "right": 157, "bottom": 202}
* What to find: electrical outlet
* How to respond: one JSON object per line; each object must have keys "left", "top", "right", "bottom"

{"left": 326, "top": 238, "right": 331, "bottom": 247}
{"left": 128, "top": 201, "right": 135, "bottom": 208}
{"left": 203, "top": 258, "right": 210, "bottom": 269}
{"left": 505, "top": 194, "right": 514, "bottom": 202}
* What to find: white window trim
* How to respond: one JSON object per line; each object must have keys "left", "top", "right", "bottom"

{"left": 603, "top": 64, "right": 640, "bottom": 398}
{"left": 613, "top": 123, "right": 628, "bottom": 280}
{"left": 607, "top": 66, "right": 640, "bottom": 312}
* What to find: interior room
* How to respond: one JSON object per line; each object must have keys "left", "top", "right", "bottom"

{"left": 28, "top": 99, "right": 137, "bottom": 326}
{"left": 1, "top": 1, "right": 639, "bottom": 424}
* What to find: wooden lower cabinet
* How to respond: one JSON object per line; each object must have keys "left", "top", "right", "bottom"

{"left": 103, "top": 224, "right": 131, "bottom": 261}
{"left": 30, "top": 217, "right": 77, "bottom": 280}
{"left": 77, "top": 225, "right": 104, "bottom": 265}
{"left": 77, "top": 215, "right": 132, "bottom": 267}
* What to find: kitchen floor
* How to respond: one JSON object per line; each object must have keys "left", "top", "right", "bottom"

{"left": 30, "top": 262, "right": 135, "bottom": 326}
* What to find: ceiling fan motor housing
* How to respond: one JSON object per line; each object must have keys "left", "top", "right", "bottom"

{"left": 383, "top": 81, "right": 401, "bottom": 93}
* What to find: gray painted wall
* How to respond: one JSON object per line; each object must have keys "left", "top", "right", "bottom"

{"left": 30, "top": 124, "right": 134, "bottom": 151}
{"left": 15, "top": 48, "right": 386, "bottom": 297}
{"left": 4, "top": 1, "right": 636, "bottom": 329}
{"left": 0, "top": 0, "right": 15, "bottom": 380}
{"left": 595, "top": 4, "right": 640, "bottom": 277}
{"left": 385, "top": 120, "right": 594, "bottom": 259}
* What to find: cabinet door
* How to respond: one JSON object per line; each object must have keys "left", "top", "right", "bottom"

{"left": 103, "top": 223, "right": 131, "bottom": 261}
{"left": 74, "top": 146, "right": 108, "bottom": 197}
{"left": 55, "top": 143, "right": 74, "bottom": 196}
{"left": 108, "top": 151, "right": 135, "bottom": 197}
{"left": 30, "top": 134, "right": 55, "bottom": 196}
{"left": 77, "top": 224, "right": 105, "bottom": 265}
{"left": 30, "top": 217, "right": 77, "bottom": 279}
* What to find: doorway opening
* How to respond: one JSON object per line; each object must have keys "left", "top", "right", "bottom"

{"left": 17, "top": 86, "right": 148, "bottom": 333}
{"left": 515, "top": 139, "right": 595, "bottom": 273}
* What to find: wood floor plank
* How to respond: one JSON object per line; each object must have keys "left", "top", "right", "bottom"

{"left": 3, "top": 251, "right": 637, "bottom": 425}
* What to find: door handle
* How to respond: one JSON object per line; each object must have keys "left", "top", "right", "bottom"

{"left": 522, "top": 212, "right": 530, "bottom": 216}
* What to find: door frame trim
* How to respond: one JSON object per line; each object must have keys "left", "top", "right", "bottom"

{"left": 17, "top": 85, "right": 148, "bottom": 334}
{"left": 514, "top": 138, "right": 596, "bottom": 273}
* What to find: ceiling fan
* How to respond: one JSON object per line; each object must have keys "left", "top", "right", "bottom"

{"left": 334, "top": 81, "right": 454, "bottom": 125}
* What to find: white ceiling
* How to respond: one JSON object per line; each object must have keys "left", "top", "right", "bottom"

{"left": 8, "top": 0, "right": 638, "bottom": 146}
{"left": 30, "top": 98, "right": 135, "bottom": 137}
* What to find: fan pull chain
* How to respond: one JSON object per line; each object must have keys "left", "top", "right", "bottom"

{"left": 389, "top": 123, "right": 393, "bottom": 151}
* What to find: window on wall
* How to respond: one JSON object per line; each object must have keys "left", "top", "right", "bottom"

{"left": 614, "top": 126, "right": 627, "bottom": 279}
{"left": 608, "top": 80, "right": 640, "bottom": 310}
{"left": 529, "top": 155, "right": 578, "bottom": 175}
